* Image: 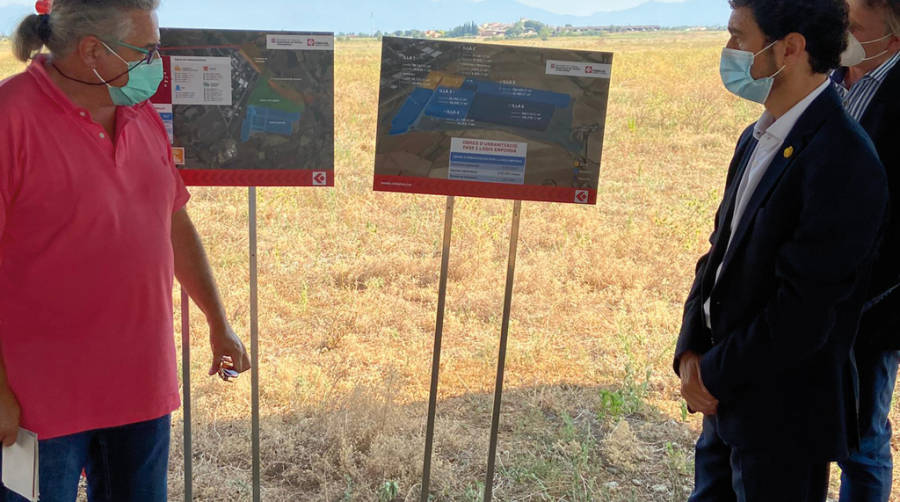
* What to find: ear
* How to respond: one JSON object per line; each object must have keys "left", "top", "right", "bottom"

{"left": 780, "top": 32, "right": 809, "bottom": 69}
{"left": 76, "top": 35, "right": 108, "bottom": 68}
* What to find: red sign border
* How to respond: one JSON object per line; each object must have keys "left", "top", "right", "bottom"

{"left": 373, "top": 175, "right": 597, "bottom": 205}
{"left": 181, "top": 169, "right": 334, "bottom": 187}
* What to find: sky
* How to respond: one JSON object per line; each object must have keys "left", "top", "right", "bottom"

{"left": 1, "top": 0, "right": 711, "bottom": 36}
{"left": 506, "top": 0, "right": 683, "bottom": 15}
{"left": 0, "top": 0, "right": 686, "bottom": 15}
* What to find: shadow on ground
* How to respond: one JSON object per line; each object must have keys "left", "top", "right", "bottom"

{"left": 167, "top": 383, "right": 698, "bottom": 501}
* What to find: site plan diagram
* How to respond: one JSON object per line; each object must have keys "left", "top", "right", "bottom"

{"left": 374, "top": 37, "right": 612, "bottom": 204}
{"left": 152, "top": 29, "right": 334, "bottom": 186}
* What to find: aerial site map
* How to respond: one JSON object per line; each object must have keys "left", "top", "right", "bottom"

{"left": 151, "top": 29, "right": 334, "bottom": 186}
{"left": 374, "top": 37, "right": 612, "bottom": 204}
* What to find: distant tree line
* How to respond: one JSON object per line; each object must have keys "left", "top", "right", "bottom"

{"left": 334, "top": 21, "right": 720, "bottom": 41}
{"left": 446, "top": 21, "right": 479, "bottom": 38}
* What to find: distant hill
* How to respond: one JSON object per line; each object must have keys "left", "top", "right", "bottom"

{"left": 591, "top": 0, "right": 731, "bottom": 27}
{"left": 0, "top": 0, "right": 731, "bottom": 36}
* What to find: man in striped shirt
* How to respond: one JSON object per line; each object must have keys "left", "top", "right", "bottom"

{"left": 831, "top": 1, "right": 900, "bottom": 500}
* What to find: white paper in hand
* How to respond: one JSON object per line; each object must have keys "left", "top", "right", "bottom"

{"left": 2, "top": 428, "right": 38, "bottom": 502}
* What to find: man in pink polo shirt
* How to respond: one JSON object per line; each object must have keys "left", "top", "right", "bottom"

{"left": 0, "top": 1, "right": 250, "bottom": 500}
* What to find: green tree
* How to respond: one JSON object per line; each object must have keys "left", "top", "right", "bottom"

{"left": 447, "top": 21, "right": 479, "bottom": 38}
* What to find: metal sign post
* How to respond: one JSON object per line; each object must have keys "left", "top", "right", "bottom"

{"left": 181, "top": 288, "right": 192, "bottom": 502}
{"left": 249, "top": 187, "right": 261, "bottom": 502}
{"left": 175, "top": 187, "right": 272, "bottom": 501}
{"left": 420, "top": 195, "right": 456, "bottom": 502}
{"left": 483, "top": 200, "right": 523, "bottom": 502}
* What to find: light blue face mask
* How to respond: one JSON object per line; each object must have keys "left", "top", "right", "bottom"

{"left": 720, "top": 41, "right": 786, "bottom": 104}
{"left": 93, "top": 40, "right": 164, "bottom": 106}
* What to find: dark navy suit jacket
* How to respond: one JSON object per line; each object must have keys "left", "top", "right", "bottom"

{"left": 674, "top": 85, "right": 889, "bottom": 460}
{"left": 834, "top": 62, "right": 900, "bottom": 351}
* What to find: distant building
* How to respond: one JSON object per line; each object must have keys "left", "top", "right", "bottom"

{"left": 479, "top": 22, "right": 511, "bottom": 37}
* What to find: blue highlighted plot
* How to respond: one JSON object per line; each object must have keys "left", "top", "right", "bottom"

{"left": 468, "top": 94, "right": 556, "bottom": 131}
{"left": 389, "top": 76, "right": 572, "bottom": 135}
{"left": 241, "top": 105, "right": 302, "bottom": 142}
{"left": 466, "top": 79, "right": 571, "bottom": 108}
{"left": 389, "top": 87, "right": 434, "bottom": 135}
{"left": 423, "top": 86, "right": 476, "bottom": 120}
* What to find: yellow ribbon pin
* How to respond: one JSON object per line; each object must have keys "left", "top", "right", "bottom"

{"left": 784, "top": 146, "right": 794, "bottom": 159}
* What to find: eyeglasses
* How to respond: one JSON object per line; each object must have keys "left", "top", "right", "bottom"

{"left": 112, "top": 39, "right": 161, "bottom": 66}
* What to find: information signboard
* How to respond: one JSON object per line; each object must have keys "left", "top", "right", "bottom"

{"left": 152, "top": 29, "right": 335, "bottom": 186}
{"left": 374, "top": 37, "right": 612, "bottom": 204}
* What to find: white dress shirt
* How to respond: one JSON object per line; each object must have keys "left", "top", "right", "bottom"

{"left": 703, "top": 79, "right": 831, "bottom": 329}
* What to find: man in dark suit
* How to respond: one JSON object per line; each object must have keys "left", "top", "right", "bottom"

{"left": 674, "top": 0, "right": 889, "bottom": 500}
{"left": 831, "top": 1, "right": 900, "bottom": 501}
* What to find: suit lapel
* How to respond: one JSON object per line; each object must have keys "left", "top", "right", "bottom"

{"left": 719, "top": 146, "right": 796, "bottom": 269}
{"left": 700, "top": 133, "right": 757, "bottom": 292}
{"left": 716, "top": 85, "right": 842, "bottom": 283}
{"left": 717, "top": 136, "right": 757, "bottom": 233}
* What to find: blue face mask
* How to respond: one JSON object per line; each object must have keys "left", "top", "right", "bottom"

{"left": 719, "top": 41, "right": 785, "bottom": 104}
{"left": 93, "top": 41, "right": 164, "bottom": 106}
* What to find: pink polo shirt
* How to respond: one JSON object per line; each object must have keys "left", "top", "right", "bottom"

{"left": 0, "top": 56, "right": 189, "bottom": 439}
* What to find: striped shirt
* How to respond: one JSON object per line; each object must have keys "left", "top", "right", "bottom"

{"left": 834, "top": 51, "right": 900, "bottom": 121}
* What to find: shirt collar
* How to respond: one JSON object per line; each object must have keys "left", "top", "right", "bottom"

{"left": 753, "top": 79, "right": 831, "bottom": 142}
{"left": 27, "top": 54, "right": 81, "bottom": 114}
{"left": 867, "top": 50, "right": 900, "bottom": 84}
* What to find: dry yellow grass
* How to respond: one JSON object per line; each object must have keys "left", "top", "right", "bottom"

{"left": 1, "top": 32, "right": 898, "bottom": 500}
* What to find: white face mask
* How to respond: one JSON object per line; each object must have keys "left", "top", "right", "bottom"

{"left": 841, "top": 32, "right": 895, "bottom": 67}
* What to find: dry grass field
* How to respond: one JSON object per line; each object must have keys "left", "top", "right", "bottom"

{"left": 2, "top": 31, "right": 899, "bottom": 501}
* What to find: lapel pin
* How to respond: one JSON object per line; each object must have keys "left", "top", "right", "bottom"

{"left": 784, "top": 146, "right": 794, "bottom": 159}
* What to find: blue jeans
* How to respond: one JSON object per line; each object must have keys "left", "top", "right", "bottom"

{"left": 0, "top": 415, "right": 170, "bottom": 502}
{"left": 839, "top": 349, "right": 900, "bottom": 502}
{"left": 689, "top": 415, "right": 829, "bottom": 502}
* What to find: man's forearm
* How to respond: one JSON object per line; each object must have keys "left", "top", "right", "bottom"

{"left": 171, "top": 208, "right": 228, "bottom": 328}
{"left": 0, "top": 343, "right": 21, "bottom": 446}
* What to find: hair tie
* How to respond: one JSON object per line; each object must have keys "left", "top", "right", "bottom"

{"left": 36, "top": 14, "right": 51, "bottom": 43}
{"left": 34, "top": 1, "right": 51, "bottom": 15}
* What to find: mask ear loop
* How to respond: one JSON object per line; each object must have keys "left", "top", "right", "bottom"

{"left": 858, "top": 33, "right": 897, "bottom": 62}
{"left": 89, "top": 40, "right": 134, "bottom": 85}
{"left": 860, "top": 33, "right": 894, "bottom": 45}
{"left": 753, "top": 40, "right": 778, "bottom": 57}
{"left": 753, "top": 40, "right": 786, "bottom": 79}
{"left": 51, "top": 40, "right": 133, "bottom": 87}
{"left": 769, "top": 64, "right": 787, "bottom": 79}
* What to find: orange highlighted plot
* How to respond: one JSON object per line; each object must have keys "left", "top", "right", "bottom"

{"left": 172, "top": 147, "right": 185, "bottom": 165}
{"left": 421, "top": 71, "right": 466, "bottom": 90}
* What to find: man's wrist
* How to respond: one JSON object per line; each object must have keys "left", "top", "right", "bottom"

{"left": 206, "top": 313, "right": 229, "bottom": 334}
{"left": 678, "top": 350, "right": 697, "bottom": 373}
